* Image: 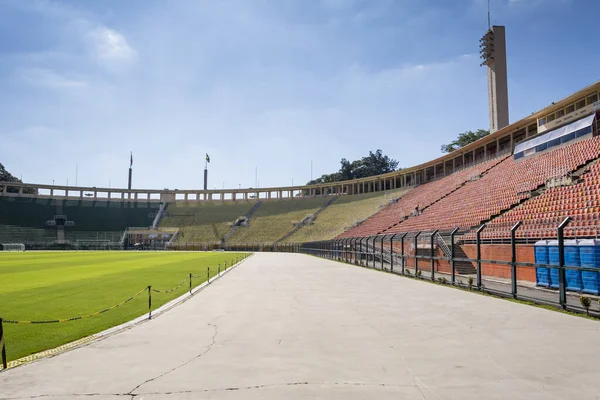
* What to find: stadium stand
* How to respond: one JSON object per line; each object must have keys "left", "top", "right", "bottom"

{"left": 0, "top": 225, "right": 56, "bottom": 244}
{"left": 478, "top": 147, "right": 600, "bottom": 239}
{"left": 160, "top": 201, "right": 259, "bottom": 243}
{"left": 0, "top": 197, "right": 157, "bottom": 245}
{"left": 227, "top": 197, "right": 331, "bottom": 244}
{"left": 338, "top": 155, "right": 506, "bottom": 238}
{"left": 386, "top": 135, "right": 600, "bottom": 235}
{"left": 1, "top": 84, "right": 598, "bottom": 250}
{"left": 286, "top": 189, "right": 411, "bottom": 242}
{"left": 62, "top": 200, "right": 158, "bottom": 231}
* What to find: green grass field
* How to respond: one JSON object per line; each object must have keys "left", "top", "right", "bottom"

{"left": 0, "top": 251, "right": 248, "bottom": 362}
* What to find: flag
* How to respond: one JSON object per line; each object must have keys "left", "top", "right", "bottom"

{"left": 130, "top": 152, "right": 133, "bottom": 168}
{"left": 206, "top": 153, "right": 210, "bottom": 163}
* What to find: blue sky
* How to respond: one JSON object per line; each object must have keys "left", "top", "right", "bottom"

{"left": 1, "top": 0, "right": 598, "bottom": 190}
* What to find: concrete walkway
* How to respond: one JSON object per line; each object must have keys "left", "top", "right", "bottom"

{"left": 1, "top": 253, "right": 599, "bottom": 399}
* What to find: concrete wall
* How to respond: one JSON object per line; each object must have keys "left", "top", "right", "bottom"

{"left": 459, "top": 244, "right": 535, "bottom": 282}
{"left": 386, "top": 242, "right": 536, "bottom": 282}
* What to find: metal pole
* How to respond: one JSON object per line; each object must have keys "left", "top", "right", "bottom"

{"left": 510, "top": 221, "right": 522, "bottom": 299}
{"left": 450, "top": 227, "right": 459, "bottom": 284}
{"left": 360, "top": 238, "right": 366, "bottom": 265}
{"left": 148, "top": 286, "right": 152, "bottom": 319}
{"left": 331, "top": 240, "right": 335, "bottom": 259}
{"left": 558, "top": 217, "right": 572, "bottom": 309}
{"left": 371, "top": 237, "right": 376, "bottom": 268}
{"left": 389, "top": 234, "right": 397, "bottom": 272}
{"left": 0, "top": 318, "right": 7, "bottom": 370}
{"left": 189, "top": 273, "right": 192, "bottom": 294}
{"left": 414, "top": 232, "right": 422, "bottom": 276}
{"left": 207, "top": 267, "right": 210, "bottom": 283}
{"left": 476, "top": 225, "right": 486, "bottom": 289}
{"left": 380, "top": 235, "right": 385, "bottom": 270}
{"left": 430, "top": 230, "right": 438, "bottom": 281}
{"left": 344, "top": 239, "right": 349, "bottom": 262}
{"left": 400, "top": 233, "right": 407, "bottom": 274}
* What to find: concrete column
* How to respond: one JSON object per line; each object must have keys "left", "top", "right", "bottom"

{"left": 268, "top": 191, "right": 272, "bottom": 199}
{"left": 18, "top": 186, "right": 23, "bottom": 195}
{"left": 278, "top": 190, "right": 282, "bottom": 199}
{"left": 94, "top": 191, "right": 98, "bottom": 200}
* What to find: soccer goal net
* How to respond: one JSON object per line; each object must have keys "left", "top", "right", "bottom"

{"left": 0, "top": 243, "right": 26, "bottom": 252}
{"left": 75, "top": 240, "right": 122, "bottom": 251}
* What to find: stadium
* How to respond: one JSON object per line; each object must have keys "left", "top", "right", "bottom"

{"left": 2, "top": 3, "right": 600, "bottom": 399}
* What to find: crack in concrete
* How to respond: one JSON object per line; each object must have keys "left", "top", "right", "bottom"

{"left": 0, "top": 394, "right": 131, "bottom": 399}
{"left": 0, "top": 382, "right": 424, "bottom": 399}
{"left": 126, "top": 322, "right": 219, "bottom": 396}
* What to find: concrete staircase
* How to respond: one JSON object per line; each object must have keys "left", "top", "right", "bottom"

{"left": 223, "top": 201, "right": 263, "bottom": 243}
{"left": 152, "top": 202, "right": 168, "bottom": 229}
{"left": 275, "top": 197, "right": 337, "bottom": 243}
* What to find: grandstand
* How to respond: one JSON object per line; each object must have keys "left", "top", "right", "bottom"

{"left": 0, "top": 197, "right": 158, "bottom": 247}
{"left": 338, "top": 155, "right": 507, "bottom": 238}
{"left": 383, "top": 135, "right": 600, "bottom": 236}
{"left": 160, "top": 201, "right": 259, "bottom": 243}
{"left": 226, "top": 196, "right": 332, "bottom": 244}
{"left": 286, "top": 189, "right": 411, "bottom": 242}
{"left": 0, "top": 82, "right": 599, "bottom": 252}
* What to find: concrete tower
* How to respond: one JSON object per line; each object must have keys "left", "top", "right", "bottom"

{"left": 480, "top": 25, "right": 509, "bottom": 133}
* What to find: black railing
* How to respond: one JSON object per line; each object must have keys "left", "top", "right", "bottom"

{"left": 295, "top": 218, "right": 600, "bottom": 316}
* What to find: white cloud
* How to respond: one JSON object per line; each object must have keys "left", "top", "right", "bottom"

{"left": 85, "top": 26, "right": 138, "bottom": 73}
{"left": 16, "top": 68, "right": 87, "bottom": 89}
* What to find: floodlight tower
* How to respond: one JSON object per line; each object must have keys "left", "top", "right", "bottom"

{"left": 480, "top": 25, "right": 509, "bottom": 133}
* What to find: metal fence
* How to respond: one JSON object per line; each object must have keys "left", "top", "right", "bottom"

{"left": 297, "top": 217, "right": 600, "bottom": 317}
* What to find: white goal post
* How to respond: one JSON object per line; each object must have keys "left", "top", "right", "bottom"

{"left": 0, "top": 243, "right": 26, "bottom": 252}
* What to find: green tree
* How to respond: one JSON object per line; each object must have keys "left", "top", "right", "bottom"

{"left": 0, "top": 163, "right": 33, "bottom": 194}
{"left": 440, "top": 129, "right": 490, "bottom": 153}
{"left": 306, "top": 150, "right": 400, "bottom": 186}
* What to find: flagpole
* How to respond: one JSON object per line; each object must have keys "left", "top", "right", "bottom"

{"left": 128, "top": 152, "right": 133, "bottom": 191}
{"left": 203, "top": 154, "right": 209, "bottom": 191}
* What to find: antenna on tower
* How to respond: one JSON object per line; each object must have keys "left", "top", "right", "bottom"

{"left": 487, "top": 0, "right": 491, "bottom": 29}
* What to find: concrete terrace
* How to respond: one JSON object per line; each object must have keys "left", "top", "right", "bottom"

{"left": 1, "top": 253, "right": 599, "bottom": 399}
